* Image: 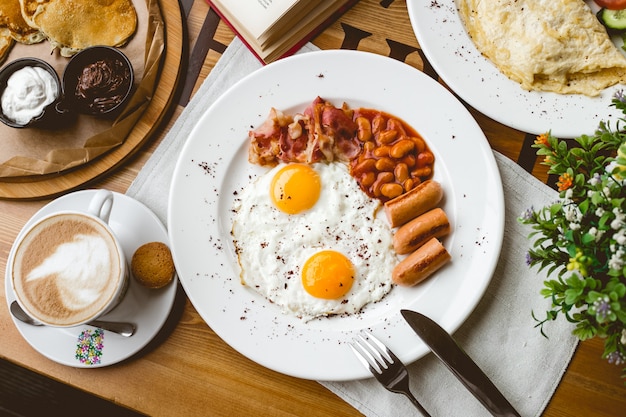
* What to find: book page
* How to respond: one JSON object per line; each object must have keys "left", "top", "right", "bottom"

{"left": 214, "top": 0, "right": 301, "bottom": 40}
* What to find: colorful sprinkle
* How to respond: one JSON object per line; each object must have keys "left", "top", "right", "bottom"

{"left": 75, "top": 328, "right": 105, "bottom": 365}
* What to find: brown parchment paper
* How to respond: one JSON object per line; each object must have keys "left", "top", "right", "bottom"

{"left": 0, "top": 0, "right": 165, "bottom": 178}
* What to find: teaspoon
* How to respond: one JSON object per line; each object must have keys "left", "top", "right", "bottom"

{"left": 10, "top": 300, "right": 136, "bottom": 337}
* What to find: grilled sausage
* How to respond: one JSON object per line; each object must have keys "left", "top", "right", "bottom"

{"left": 393, "top": 208, "right": 450, "bottom": 255}
{"left": 384, "top": 180, "right": 443, "bottom": 228}
{"left": 392, "top": 238, "right": 451, "bottom": 286}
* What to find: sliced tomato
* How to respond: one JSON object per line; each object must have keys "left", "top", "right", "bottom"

{"left": 595, "top": 0, "right": 626, "bottom": 10}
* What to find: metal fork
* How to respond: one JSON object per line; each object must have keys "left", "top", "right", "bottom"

{"left": 350, "top": 331, "right": 432, "bottom": 417}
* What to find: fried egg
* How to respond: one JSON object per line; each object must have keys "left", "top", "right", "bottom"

{"left": 232, "top": 162, "right": 398, "bottom": 321}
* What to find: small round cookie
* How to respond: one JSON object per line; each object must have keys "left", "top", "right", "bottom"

{"left": 131, "top": 241, "right": 175, "bottom": 289}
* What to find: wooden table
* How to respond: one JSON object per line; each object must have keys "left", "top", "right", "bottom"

{"left": 1, "top": 1, "right": 625, "bottom": 416}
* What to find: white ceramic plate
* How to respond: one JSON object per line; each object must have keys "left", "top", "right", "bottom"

{"left": 5, "top": 190, "right": 178, "bottom": 368}
{"left": 168, "top": 50, "right": 504, "bottom": 381}
{"left": 407, "top": 0, "right": 623, "bottom": 138}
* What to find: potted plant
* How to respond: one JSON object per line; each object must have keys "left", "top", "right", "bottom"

{"left": 519, "top": 92, "right": 626, "bottom": 381}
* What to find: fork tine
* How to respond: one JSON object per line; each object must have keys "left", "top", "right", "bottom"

{"left": 351, "top": 331, "right": 396, "bottom": 374}
{"left": 349, "top": 331, "right": 432, "bottom": 417}
{"left": 349, "top": 342, "right": 379, "bottom": 373}
{"left": 362, "top": 330, "right": 395, "bottom": 363}
{"left": 350, "top": 338, "right": 384, "bottom": 374}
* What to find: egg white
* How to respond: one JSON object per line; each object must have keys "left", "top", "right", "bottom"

{"left": 232, "top": 162, "right": 398, "bottom": 321}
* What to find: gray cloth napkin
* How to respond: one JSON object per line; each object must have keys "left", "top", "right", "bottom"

{"left": 126, "top": 38, "right": 578, "bottom": 417}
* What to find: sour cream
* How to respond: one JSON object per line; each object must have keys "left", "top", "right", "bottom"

{"left": 1, "top": 66, "right": 59, "bottom": 125}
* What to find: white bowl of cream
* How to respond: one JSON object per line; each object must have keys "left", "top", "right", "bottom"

{"left": 0, "top": 58, "right": 62, "bottom": 128}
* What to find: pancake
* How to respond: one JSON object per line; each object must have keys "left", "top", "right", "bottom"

{"left": 18, "top": 0, "right": 49, "bottom": 28}
{"left": 27, "top": 0, "right": 137, "bottom": 57}
{"left": 458, "top": 0, "right": 626, "bottom": 96}
{"left": 0, "top": 0, "right": 43, "bottom": 44}
{"left": 0, "top": 28, "right": 13, "bottom": 64}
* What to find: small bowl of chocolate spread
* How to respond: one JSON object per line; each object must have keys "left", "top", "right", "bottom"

{"left": 0, "top": 58, "right": 63, "bottom": 128}
{"left": 61, "top": 46, "right": 134, "bottom": 118}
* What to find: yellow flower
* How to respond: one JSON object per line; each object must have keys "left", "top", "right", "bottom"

{"left": 557, "top": 172, "right": 573, "bottom": 191}
{"left": 567, "top": 248, "right": 588, "bottom": 277}
{"left": 535, "top": 133, "right": 549, "bottom": 146}
{"left": 614, "top": 142, "right": 626, "bottom": 180}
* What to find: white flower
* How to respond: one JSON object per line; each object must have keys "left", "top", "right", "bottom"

{"left": 589, "top": 173, "right": 602, "bottom": 186}
{"left": 596, "top": 207, "right": 606, "bottom": 217}
{"left": 589, "top": 227, "right": 605, "bottom": 242}
{"left": 609, "top": 253, "right": 623, "bottom": 270}
{"left": 622, "top": 329, "right": 626, "bottom": 346}
{"left": 564, "top": 204, "right": 582, "bottom": 222}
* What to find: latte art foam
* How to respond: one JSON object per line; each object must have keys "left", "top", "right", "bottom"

{"left": 12, "top": 213, "right": 124, "bottom": 326}
{"left": 26, "top": 233, "right": 113, "bottom": 311}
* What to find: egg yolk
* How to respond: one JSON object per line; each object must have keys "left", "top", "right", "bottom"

{"left": 301, "top": 250, "right": 355, "bottom": 299}
{"left": 270, "top": 164, "right": 321, "bottom": 214}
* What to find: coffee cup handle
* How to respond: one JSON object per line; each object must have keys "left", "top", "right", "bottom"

{"left": 87, "top": 189, "right": 114, "bottom": 223}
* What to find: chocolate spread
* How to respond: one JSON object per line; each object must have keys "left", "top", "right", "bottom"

{"left": 75, "top": 58, "right": 131, "bottom": 113}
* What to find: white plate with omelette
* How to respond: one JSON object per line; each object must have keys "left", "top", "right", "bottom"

{"left": 407, "top": 0, "right": 626, "bottom": 138}
{"left": 168, "top": 50, "right": 504, "bottom": 381}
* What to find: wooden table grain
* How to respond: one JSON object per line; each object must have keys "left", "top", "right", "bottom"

{"left": 1, "top": 1, "right": 625, "bottom": 416}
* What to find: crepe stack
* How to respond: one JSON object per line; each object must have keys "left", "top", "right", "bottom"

{"left": 0, "top": 0, "right": 137, "bottom": 63}
{"left": 0, "top": 0, "right": 45, "bottom": 63}
{"left": 23, "top": 0, "right": 137, "bottom": 57}
{"left": 458, "top": 0, "right": 626, "bottom": 96}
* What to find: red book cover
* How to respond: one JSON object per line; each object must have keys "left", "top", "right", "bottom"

{"left": 207, "top": 0, "right": 360, "bottom": 65}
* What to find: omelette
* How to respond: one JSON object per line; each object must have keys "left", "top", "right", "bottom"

{"left": 457, "top": 0, "right": 626, "bottom": 96}
{"left": 22, "top": 0, "right": 137, "bottom": 56}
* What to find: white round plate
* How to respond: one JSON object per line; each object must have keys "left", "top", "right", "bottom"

{"left": 168, "top": 50, "right": 504, "bottom": 381}
{"left": 5, "top": 190, "right": 178, "bottom": 368}
{"left": 407, "top": 0, "right": 622, "bottom": 138}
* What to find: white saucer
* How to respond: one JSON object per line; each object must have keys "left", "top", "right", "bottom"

{"left": 5, "top": 190, "right": 178, "bottom": 368}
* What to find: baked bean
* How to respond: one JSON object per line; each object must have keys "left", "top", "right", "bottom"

{"left": 381, "top": 183, "right": 403, "bottom": 199}
{"left": 363, "top": 140, "right": 376, "bottom": 153}
{"left": 361, "top": 172, "right": 376, "bottom": 187}
{"left": 417, "top": 151, "right": 434, "bottom": 167}
{"left": 375, "top": 157, "right": 395, "bottom": 172}
{"left": 378, "top": 129, "right": 397, "bottom": 144}
{"left": 372, "top": 172, "right": 394, "bottom": 197}
{"left": 394, "top": 163, "right": 409, "bottom": 182}
{"left": 386, "top": 118, "right": 405, "bottom": 135}
{"left": 373, "top": 145, "right": 390, "bottom": 158}
{"left": 412, "top": 166, "right": 432, "bottom": 178}
{"left": 353, "top": 158, "right": 376, "bottom": 176}
{"left": 372, "top": 115, "right": 385, "bottom": 134}
{"left": 356, "top": 117, "right": 372, "bottom": 142}
{"left": 411, "top": 136, "right": 426, "bottom": 153}
{"left": 390, "top": 139, "right": 415, "bottom": 159}
{"left": 349, "top": 109, "right": 435, "bottom": 202}
{"left": 402, "top": 155, "right": 416, "bottom": 168}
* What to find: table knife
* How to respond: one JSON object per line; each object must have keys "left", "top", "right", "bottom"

{"left": 401, "top": 309, "right": 521, "bottom": 417}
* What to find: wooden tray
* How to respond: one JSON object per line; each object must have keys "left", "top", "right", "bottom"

{"left": 0, "top": 0, "right": 185, "bottom": 200}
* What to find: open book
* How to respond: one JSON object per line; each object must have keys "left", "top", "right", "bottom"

{"left": 208, "top": 0, "right": 359, "bottom": 64}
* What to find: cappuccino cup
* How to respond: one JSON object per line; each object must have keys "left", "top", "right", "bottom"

{"left": 9, "top": 190, "right": 129, "bottom": 328}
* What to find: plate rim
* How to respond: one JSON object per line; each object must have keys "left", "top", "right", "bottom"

{"left": 406, "top": 0, "right": 623, "bottom": 138}
{"left": 168, "top": 49, "right": 505, "bottom": 381}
